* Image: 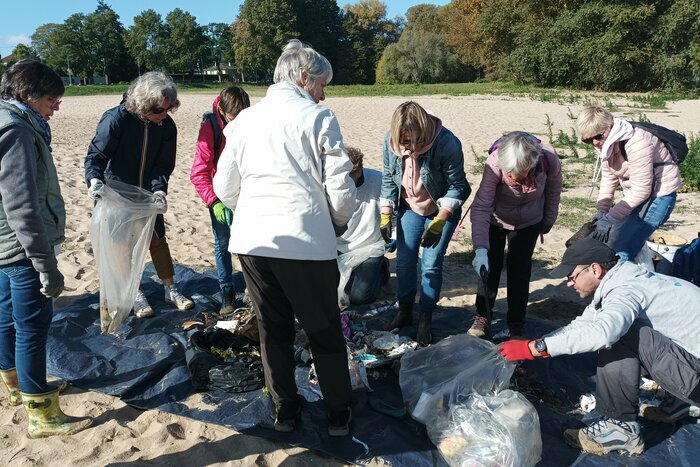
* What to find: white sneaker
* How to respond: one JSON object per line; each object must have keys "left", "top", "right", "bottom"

{"left": 133, "top": 290, "right": 154, "bottom": 318}
{"left": 164, "top": 285, "right": 194, "bottom": 310}
{"left": 564, "top": 417, "right": 644, "bottom": 456}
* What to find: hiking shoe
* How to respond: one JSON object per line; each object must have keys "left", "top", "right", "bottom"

{"left": 133, "top": 290, "right": 154, "bottom": 318}
{"left": 274, "top": 403, "right": 301, "bottom": 433}
{"left": 564, "top": 417, "right": 644, "bottom": 456}
{"left": 328, "top": 407, "right": 352, "bottom": 437}
{"left": 508, "top": 322, "right": 526, "bottom": 338}
{"left": 416, "top": 312, "right": 432, "bottom": 346}
{"left": 383, "top": 303, "right": 413, "bottom": 331}
{"left": 219, "top": 284, "right": 236, "bottom": 318}
{"left": 467, "top": 315, "right": 490, "bottom": 338}
{"left": 641, "top": 397, "right": 700, "bottom": 423}
{"left": 164, "top": 285, "right": 195, "bottom": 310}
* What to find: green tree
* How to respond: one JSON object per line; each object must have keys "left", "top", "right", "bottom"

{"left": 405, "top": 4, "right": 442, "bottom": 34}
{"left": 205, "top": 22, "right": 235, "bottom": 80}
{"left": 12, "top": 44, "right": 37, "bottom": 61}
{"left": 652, "top": 0, "right": 700, "bottom": 90}
{"left": 232, "top": 0, "right": 298, "bottom": 81}
{"left": 125, "top": 9, "right": 168, "bottom": 73}
{"left": 55, "top": 14, "right": 92, "bottom": 83}
{"left": 84, "top": 1, "right": 135, "bottom": 83}
{"left": 164, "top": 8, "right": 207, "bottom": 78}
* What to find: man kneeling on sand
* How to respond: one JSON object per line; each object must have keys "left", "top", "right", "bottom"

{"left": 498, "top": 237, "right": 700, "bottom": 456}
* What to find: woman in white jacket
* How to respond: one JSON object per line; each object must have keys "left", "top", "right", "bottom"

{"left": 213, "top": 40, "right": 356, "bottom": 437}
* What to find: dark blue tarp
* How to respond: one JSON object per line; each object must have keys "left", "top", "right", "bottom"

{"left": 47, "top": 264, "right": 700, "bottom": 466}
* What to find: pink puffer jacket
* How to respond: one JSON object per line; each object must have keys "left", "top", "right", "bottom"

{"left": 190, "top": 95, "right": 227, "bottom": 207}
{"left": 470, "top": 144, "right": 562, "bottom": 250}
{"left": 597, "top": 128, "right": 682, "bottom": 221}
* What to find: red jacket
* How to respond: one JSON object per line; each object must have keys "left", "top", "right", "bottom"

{"left": 190, "top": 95, "right": 226, "bottom": 207}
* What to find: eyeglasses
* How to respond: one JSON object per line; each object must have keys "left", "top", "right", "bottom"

{"left": 399, "top": 139, "right": 414, "bottom": 147}
{"left": 150, "top": 105, "right": 173, "bottom": 115}
{"left": 581, "top": 133, "right": 606, "bottom": 145}
{"left": 567, "top": 265, "right": 590, "bottom": 283}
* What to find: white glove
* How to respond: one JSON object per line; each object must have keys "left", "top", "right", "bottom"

{"left": 87, "top": 178, "right": 104, "bottom": 199}
{"left": 472, "top": 248, "right": 489, "bottom": 275}
{"left": 40, "top": 268, "right": 64, "bottom": 298}
{"left": 153, "top": 191, "right": 167, "bottom": 213}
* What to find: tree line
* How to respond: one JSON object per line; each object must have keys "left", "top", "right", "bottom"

{"left": 4, "top": 0, "right": 699, "bottom": 91}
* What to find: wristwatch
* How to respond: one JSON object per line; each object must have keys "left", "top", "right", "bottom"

{"left": 534, "top": 338, "right": 550, "bottom": 358}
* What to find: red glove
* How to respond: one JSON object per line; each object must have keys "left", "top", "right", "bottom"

{"left": 498, "top": 339, "right": 535, "bottom": 362}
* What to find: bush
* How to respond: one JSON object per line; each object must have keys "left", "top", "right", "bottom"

{"left": 680, "top": 134, "right": 700, "bottom": 191}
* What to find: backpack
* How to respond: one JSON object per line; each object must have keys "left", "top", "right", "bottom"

{"left": 672, "top": 233, "right": 700, "bottom": 286}
{"left": 621, "top": 122, "right": 688, "bottom": 166}
{"left": 202, "top": 111, "right": 223, "bottom": 154}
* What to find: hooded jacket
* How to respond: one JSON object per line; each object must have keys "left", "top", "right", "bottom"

{"left": 544, "top": 261, "right": 700, "bottom": 359}
{"left": 213, "top": 81, "right": 356, "bottom": 261}
{"left": 191, "top": 95, "right": 227, "bottom": 207}
{"left": 0, "top": 100, "right": 65, "bottom": 272}
{"left": 84, "top": 96, "right": 177, "bottom": 193}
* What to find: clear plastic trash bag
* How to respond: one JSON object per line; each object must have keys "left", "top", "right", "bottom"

{"left": 399, "top": 334, "right": 515, "bottom": 424}
{"left": 429, "top": 389, "right": 542, "bottom": 467}
{"left": 89, "top": 180, "right": 162, "bottom": 333}
{"left": 336, "top": 240, "right": 385, "bottom": 309}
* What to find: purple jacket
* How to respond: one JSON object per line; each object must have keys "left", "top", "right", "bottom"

{"left": 470, "top": 144, "right": 562, "bottom": 250}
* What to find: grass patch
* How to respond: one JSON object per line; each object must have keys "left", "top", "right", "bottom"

{"left": 680, "top": 133, "right": 700, "bottom": 192}
{"left": 63, "top": 82, "right": 270, "bottom": 97}
{"left": 556, "top": 197, "right": 597, "bottom": 230}
{"left": 469, "top": 144, "right": 487, "bottom": 175}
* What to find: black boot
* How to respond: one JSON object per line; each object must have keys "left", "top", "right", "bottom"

{"left": 383, "top": 302, "right": 413, "bottom": 331}
{"left": 416, "top": 312, "right": 432, "bottom": 346}
{"left": 220, "top": 284, "right": 236, "bottom": 318}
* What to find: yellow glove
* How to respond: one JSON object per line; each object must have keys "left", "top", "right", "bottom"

{"left": 380, "top": 213, "right": 392, "bottom": 243}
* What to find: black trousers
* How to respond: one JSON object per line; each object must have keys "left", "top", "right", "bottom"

{"left": 596, "top": 323, "right": 700, "bottom": 421}
{"left": 475, "top": 222, "right": 541, "bottom": 324}
{"left": 239, "top": 255, "right": 352, "bottom": 412}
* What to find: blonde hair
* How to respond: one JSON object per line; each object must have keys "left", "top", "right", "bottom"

{"left": 125, "top": 71, "right": 180, "bottom": 117}
{"left": 390, "top": 101, "right": 435, "bottom": 149}
{"left": 345, "top": 146, "right": 364, "bottom": 171}
{"left": 576, "top": 105, "right": 613, "bottom": 140}
{"left": 497, "top": 131, "right": 542, "bottom": 177}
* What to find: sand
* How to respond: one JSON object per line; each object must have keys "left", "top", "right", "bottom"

{"left": 1, "top": 92, "right": 698, "bottom": 465}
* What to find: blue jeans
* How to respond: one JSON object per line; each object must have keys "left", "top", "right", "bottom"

{"left": 346, "top": 255, "right": 385, "bottom": 306}
{"left": 208, "top": 207, "right": 233, "bottom": 287}
{"left": 613, "top": 193, "right": 676, "bottom": 262}
{"left": 396, "top": 207, "right": 460, "bottom": 314}
{"left": 0, "top": 259, "right": 52, "bottom": 394}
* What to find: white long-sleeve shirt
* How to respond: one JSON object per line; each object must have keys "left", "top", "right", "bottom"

{"left": 213, "top": 81, "right": 356, "bottom": 261}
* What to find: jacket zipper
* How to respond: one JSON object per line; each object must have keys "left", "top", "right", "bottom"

{"left": 139, "top": 121, "right": 148, "bottom": 188}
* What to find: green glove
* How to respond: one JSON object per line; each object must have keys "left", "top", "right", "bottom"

{"left": 421, "top": 218, "right": 446, "bottom": 248}
{"left": 212, "top": 201, "right": 233, "bottom": 225}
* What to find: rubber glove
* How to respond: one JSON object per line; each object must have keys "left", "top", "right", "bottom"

{"left": 153, "top": 191, "right": 167, "bottom": 213}
{"left": 212, "top": 201, "right": 232, "bottom": 225}
{"left": 87, "top": 178, "right": 104, "bottom": 199}
{"left": 471, "top": 248, "right": 489, "bottom": 275}
{"left": 421, "top": 218, "right": 446, "bottom": 248}
{"left": 39, "top": 268, "right": 64, "bottom": 298}
{"left": 380, "top": 213, "right": 392, "bottom": 243}
{"left": 590, "top": 213, "right": 617, "bottom": 243}
{"left": 498, "top": 340, "right": 535, "bottom": 362}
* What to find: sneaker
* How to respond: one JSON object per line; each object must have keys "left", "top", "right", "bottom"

{"left": 641, "top": 397, "right": 700, "bottom": 423}
{"left": 563, "top": 417, "right": 644, "bottom": 456}
{"left": 467, "top": 315, "right": 490, "bottom": 338}
{"left": 164, "top": 285, "right": 194, "bottom": 310}
{"left": 328, "top": 407, "right": 352, "bottom": 437}
{"left": 508, "top": 322, "right": 526, "bottom": 338}
{"left": 133, "top": 290, "right": 154, "bottom": 318}
{"left": 274, "top": 403, "right": 301, "bottom": 433}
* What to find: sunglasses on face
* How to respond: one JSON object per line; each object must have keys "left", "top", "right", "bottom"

{"left": 581, "top": 132, "right": 606, "bottom": 145}
{"left": 150, "top": 105, "right": 173, "bottom": 115}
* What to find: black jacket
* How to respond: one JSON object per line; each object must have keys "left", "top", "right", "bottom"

{"left": 84, "top": 99, "right": 177, "bottom": 193}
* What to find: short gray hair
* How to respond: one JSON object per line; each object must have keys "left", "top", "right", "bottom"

{"left": 125, "top": 71, "right": 180, "bottom": 117}
{"left": 576, "top": 105, "right": 613, "bottom": 140}
{"left": 273, "top": 39, "right": 333, "bottom": 90}
{"left": 497, "top": 131, "right": 542, "bottom": 177}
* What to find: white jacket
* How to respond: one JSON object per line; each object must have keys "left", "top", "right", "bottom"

{"left": 213, "top": 81, "right": 356, "bottom": 261}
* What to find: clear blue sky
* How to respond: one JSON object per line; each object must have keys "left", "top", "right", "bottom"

{"left": 0, "top": 0, "right": 450, "bottom": 54}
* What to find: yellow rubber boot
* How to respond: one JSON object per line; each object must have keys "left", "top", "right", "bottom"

{"left": 21, "top": 388, "right": 92, "bottom": 438}
{"left": 0, "top": 368, "right": 21, "bottom": 406}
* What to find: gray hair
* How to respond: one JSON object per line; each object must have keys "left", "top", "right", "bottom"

{"left": 273, "top": 39, "right": 333, "bottom": 90}
{"left": 497, "top": 131, "right": 542, "bottom": 177}
{"left": 576, "top": 105, "right": 613, "bottom": 140}
{"left": 125, "top": 71, "right": 180, "bottom": 117}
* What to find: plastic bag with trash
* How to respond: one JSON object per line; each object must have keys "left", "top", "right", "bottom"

{"left": 89, "top": 180, "right": 162, "bottom": 333}
{"left": 429, "top": 389, "right": 542, "bottom": 467}
{"left": 399, "top": 334, "right": 515, "bottom": 424}
{"left": 336, "top": 240, "right": 385, "bottom": 309}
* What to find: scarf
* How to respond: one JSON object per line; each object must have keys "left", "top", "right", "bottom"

{"left": 5, "top": 98, "right": 52, "bottom": 147}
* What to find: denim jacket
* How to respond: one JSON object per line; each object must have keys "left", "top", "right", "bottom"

{"left": 380, "top": 127, "right": 470, "bottom": 213}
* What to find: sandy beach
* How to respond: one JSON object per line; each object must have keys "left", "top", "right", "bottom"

{"left": 1, "top": 92, "right": 699, "bottom": 465}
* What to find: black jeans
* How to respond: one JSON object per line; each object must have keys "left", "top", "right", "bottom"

{"left": 239, "top": 255, "right": 352, "bottom": 412}
{"left": 596, "top": 323, "right": 700, "bottom": 421}
{"left": 475, "top": 222, "right": 541, "bottom": 324}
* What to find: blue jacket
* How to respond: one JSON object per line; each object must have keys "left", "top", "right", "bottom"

{"left": 380, "top": 126, "right": 470, "bottom": 213}
{"left": 84, "top": 99, "right": 176, "bottom": 193}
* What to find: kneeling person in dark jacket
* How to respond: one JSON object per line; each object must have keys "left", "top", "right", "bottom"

{"left": 84, "top": 71, "right": 194, "bottom": 317}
